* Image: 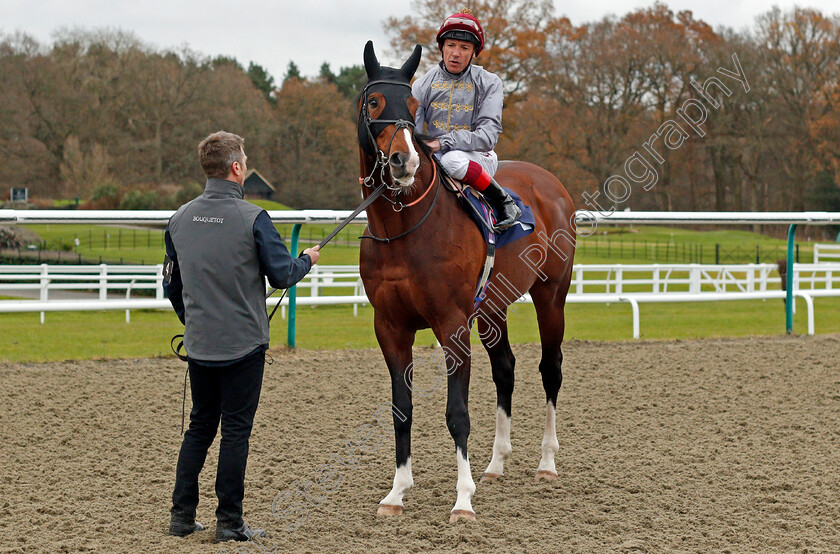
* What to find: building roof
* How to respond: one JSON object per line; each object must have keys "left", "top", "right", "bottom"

{"left": 244, "top": 169, "right": 275, "bottom": 192}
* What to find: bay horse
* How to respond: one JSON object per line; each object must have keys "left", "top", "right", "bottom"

{"left": 358, "top": 41, "right": 576, "bottom": 522}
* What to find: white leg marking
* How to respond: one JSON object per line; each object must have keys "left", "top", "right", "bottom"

{"left": 537, "top": 401, "right": 560, "bottom": 475}
{"left": 380, "top": 457, "right": 413, "bottom": 507}
{"left": 483, "top": 407, "right": 512, "bottom": 476}
{"left": 451, "top": 448, "right": 476, "bottom": 514}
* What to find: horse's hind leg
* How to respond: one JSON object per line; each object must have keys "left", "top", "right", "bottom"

{"left": 374, "top": 313, "right": 416, "bottom": 515}
{"left": 477, "top": 310, "right": 515, "bottom": 482}
{"left": 530, "top": 283, "right": 569, "bottom": 481}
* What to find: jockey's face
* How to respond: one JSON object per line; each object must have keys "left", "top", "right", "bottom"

{"left": 442, "top": 39, "right": 476, "bottom": 74}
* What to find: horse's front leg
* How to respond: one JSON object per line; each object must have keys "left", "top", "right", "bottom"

{"left": 374, "top": 313, "right": 416, "bottom": 516}
{"left": 436, "top": 320, "right": 476, "bottom": 523}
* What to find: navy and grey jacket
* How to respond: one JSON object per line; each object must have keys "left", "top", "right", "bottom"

{"left": 163, "top": 178, "right": 311, "bottom": 362}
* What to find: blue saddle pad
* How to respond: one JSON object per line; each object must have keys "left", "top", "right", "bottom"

{"left": 459, "top": 187, "right": 535, "bottom": 248}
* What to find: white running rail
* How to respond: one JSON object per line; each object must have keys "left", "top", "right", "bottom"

{"left": 814, "top": 243, "right": 840, "bottom": 263}
{"left": 2, "top": 262, "right": 839, "bottom": 336}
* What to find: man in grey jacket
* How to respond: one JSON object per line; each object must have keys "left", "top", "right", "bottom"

{"left": 412, "top": 10, "right": 521, "bottom": 231}
{"left": 164, "top": 131, "right": 320, "bottom": 543}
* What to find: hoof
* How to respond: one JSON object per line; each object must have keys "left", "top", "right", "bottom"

{"left": 376, "top": 504, "right": 404, "bottom": 516}
{"left": 449, "top": 510, "right": 476, "bottom": 523}
{"left": 480, "top": 472, "right": 502, "bottom": 483}
{"left": 535, "top": 470, "right": 558, "bottom": 482}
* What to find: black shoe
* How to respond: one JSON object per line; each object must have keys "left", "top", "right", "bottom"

{"left": 482, "top": 178, "right": 522, "bottom": 232}
{"left": 168, "top": 519, "right": 206, "bottom": 537}
{"left": 215, "top": 522, "right": 267, "bottom": 543}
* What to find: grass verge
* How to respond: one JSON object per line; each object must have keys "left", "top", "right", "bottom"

{"left": 19, "top": 223, "right": 823, "bottom": 267}
{"left": 1, "top": 297, "right": 837, "bottom": 363}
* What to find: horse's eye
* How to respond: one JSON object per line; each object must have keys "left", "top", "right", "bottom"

{"left": 368, "top": 98, "right": 379, "bottom": 109}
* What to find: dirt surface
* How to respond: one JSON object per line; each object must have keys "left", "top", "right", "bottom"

{"left": 1, "top": 335, "right": 839, "bottom": 553}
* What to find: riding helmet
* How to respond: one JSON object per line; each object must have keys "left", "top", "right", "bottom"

{"left": 436, "top": 11, "right": 485, "bottom": 56}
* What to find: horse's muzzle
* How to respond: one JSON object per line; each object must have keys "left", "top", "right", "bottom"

{"left": 389, "top": 152, "right": 409, "bottom": 176}
{"left": 389, "top": 153, "right": 417, "bottom": 186}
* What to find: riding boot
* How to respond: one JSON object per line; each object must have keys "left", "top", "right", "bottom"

{"left": 482, "top": 178, "right": 522, "bottom": 232}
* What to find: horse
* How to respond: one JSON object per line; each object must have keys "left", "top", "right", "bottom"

{"left": 357, "top": 41, "right": 577, "bottom": 522}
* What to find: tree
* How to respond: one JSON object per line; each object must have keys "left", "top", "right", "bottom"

{"left": 0, "top": 32, "right": 56, "bottom": 191}
{"left": 319, "top": 62, "right": 336, "bottom": 84}
{"left": 384, "top": 0, "right": 556, "bottom": 98}
{"left": 0, "top": 29, "right": 144, "bottom": 195}
{"left": 211, "top": 55, "right": 242, "bottom": 70}
{"left": 0, "top": 29, "right": 282, "bottom": 197}
{"left": 270, "top": 78, "right": 358, "bottom": 208}
{"left": 755, "top": 7, "right": 840, "bottom": 210}
{"left": 284, "top": 61, "right": 302, "bottom": 82}
{"left": 318, "top": 62, "right": 369, "bottom": 100}
{"left": 247, "top": 62, "right": 276, "bottom": 103}
{"left": 121, "top": 48, "right": 208, "bottom": 183}
{"left": 59, "top": 135, "right": 113, "bottom": 198}
{"left": 510, "top": 14, "right": 654, "bottom": 198}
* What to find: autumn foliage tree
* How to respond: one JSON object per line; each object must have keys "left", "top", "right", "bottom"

{"left": 385, "top": 0, "right": 555, "bottom": 98}
{"left": 1, "top": 3, "right": 839, "bottom": 219}
{"left": 269, "top": 77, "right": 359, "bottom": 209}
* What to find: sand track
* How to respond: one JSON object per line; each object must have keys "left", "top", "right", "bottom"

{"left": 1, "top": 335, "right": 839, "bottom": 553}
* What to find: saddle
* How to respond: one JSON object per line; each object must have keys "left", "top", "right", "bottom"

{"left": 436, "top": 160, "right": 535, "bottom": 246}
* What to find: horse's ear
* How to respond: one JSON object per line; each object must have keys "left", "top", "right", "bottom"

{"left": 364, "top": 40, "right": 380, "bottom": 78}
{"left": 400, "top": 44, "right": 423, "bottom": 80}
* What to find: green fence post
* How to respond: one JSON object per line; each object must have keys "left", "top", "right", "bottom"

{"left": 786, "top": 224, "right": 797, "bottom": 334}
{"left": 287, "top": 223, "right": 302, "bottom": 348}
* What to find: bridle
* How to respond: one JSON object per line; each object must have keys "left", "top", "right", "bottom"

{"left": 358, "top": 79, "right": 442, "bottom": 242}
{"left": 359, "top": 79, "right": 417, "bottom": 194}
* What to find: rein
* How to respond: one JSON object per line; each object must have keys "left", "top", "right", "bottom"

{"left": 171, "top": 177, "right": 391, "bottom": 435}
{"left": 360, "top": 159, "right": 440, "bottom": 243}
{"left": 170, "top": 79, "right": 438, "bottom": 434}
{"left": 263, "top": 181, "right": 387, "bottom": 321}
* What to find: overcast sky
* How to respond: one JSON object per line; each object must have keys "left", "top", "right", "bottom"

{"left": 3, "top": 1, "right": 838, "bottom": 81}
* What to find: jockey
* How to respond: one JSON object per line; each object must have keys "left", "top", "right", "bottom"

{"left": 412, "top": 10, "right": 521, "bottom": 232}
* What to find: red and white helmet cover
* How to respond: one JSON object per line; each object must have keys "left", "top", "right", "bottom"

{"left": 436, "top": 12, "right": 485, "bottom": 56}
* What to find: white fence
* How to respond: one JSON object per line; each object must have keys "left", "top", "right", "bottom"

{"left": 570, "top": 263, "right": 840, "bottom": 294}
{"left": 814, "top": 243, "right": 840, "bottom": 263}
{"left": 2, "top": 262, "right": 839, "bottom": 337}
{"left": 0, "top": 264, "right": 164, "bottom": 323}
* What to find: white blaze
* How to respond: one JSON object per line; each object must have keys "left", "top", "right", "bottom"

{"left": 402, "top": 128, "right": 420, "bottom": 185}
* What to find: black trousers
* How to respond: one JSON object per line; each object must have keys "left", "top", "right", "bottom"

{"left": 171, "top": 350, "right": 264, "bottom": 527}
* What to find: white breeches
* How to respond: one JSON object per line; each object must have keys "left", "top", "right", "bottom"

{"left": 437, "top": 150, "right": 498, "bottom": 180}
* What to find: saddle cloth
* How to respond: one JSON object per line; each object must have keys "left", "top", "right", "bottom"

{"left": 457, "top": 186, "right": 535, "bottom": 248}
